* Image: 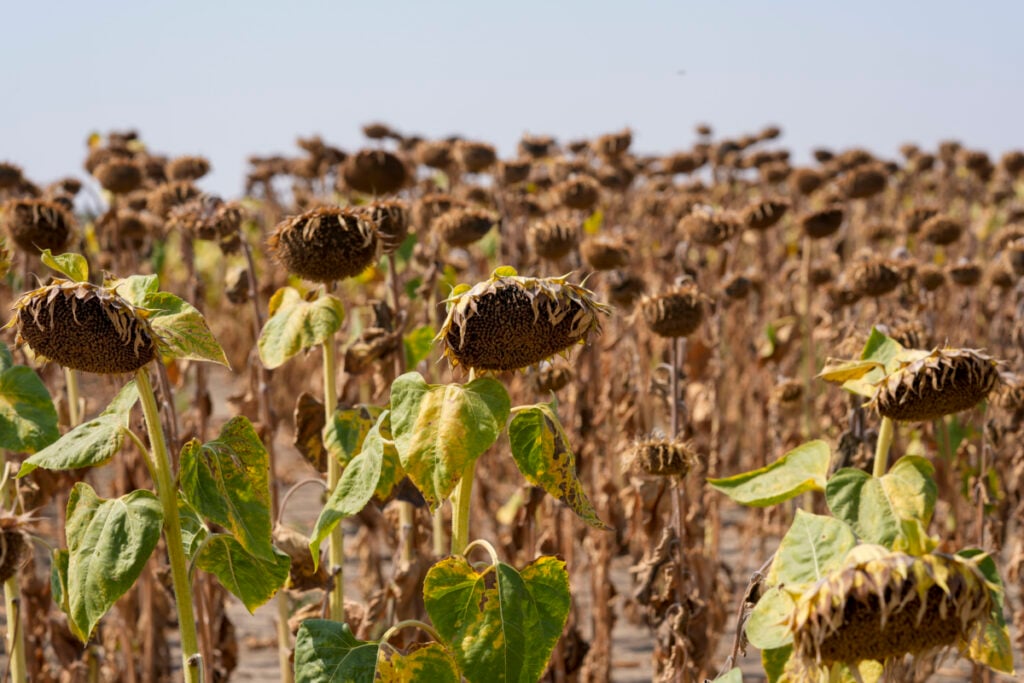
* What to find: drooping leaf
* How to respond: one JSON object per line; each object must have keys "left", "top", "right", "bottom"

{"left": 745, "top": 586, "right": 795, "bottom": 650}
{"left": 258, "top": 287, "right": 344, "bottom": 369}
{"left": 821, "top": 328, "right": 929, "bottom": 398}
{"left": 18, "top": 381, "right": 138, "bottom": 476}
{"left": 390, "top": 373, "right": 510, "bottom": 510}
{"left": 0, "top": 342, "right": 59, "bottom": 453}
{"left": 767, "top": 510, "right": 856, "bottom": 587}
{"left": 40, "top": 249, "right": 88, "bottom": 282}
{"left": 879, "top": 456, "right": 936, "bottom": 526}
{"left": 708, "top": 440, "right": 830, "bottom": 507}
{"left": 324, "top": 404, "right": 383, "bottom": 467}
{"left": 145, "top": 291, "right": 230, "bottom": 367}
{"left": 195, "top": 534, "right": 290, "bottom": 613}
{"left": 377, "top": 642, "right": 460, "bottom": 683}
{"left": 309, "top": 412, "right": 389, "bottom": 567}
{"left": 403, "top": 324, "right": 436, "bottom": 369}
{"left": 959, "top": 549, "right": 1015, "bottom": 674}
{"left": 294, "top": 620, "right": 380, "bottom": 683}
{"left": 761, "top": 646, "right": 792, "bottom": 683}
{"left": 65, "top": 483, "right": 163, "bottom": 641}
{"left": 424, "top": 555, "right": 570, "bottom": 683}
{"left": 109, "top": 273, "right": 159, "bottom": 306}
{"left": 179, "top": 416, "right": 275, "bottom": 560}
{"left": 508, "top": 404, "right": 608, "bottom": 529}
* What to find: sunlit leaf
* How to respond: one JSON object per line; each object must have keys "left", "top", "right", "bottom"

{"left": 40, "top": 250, "right": 88, "bottom": 282}
{"left": 0, "top": 342, "right": 59, "bottom": 453}
{"left": 324, "top": 404, "right": 383, "bottom": 468}
{"left": 294, "top": 620, "right": 380, "bottom": 683}
{"left": 145, "top": 291, "right": 230, "bottom": 367}
{"left": 195, "top": 534, "right": 290, "bottom": 613}
{"left": 767, "top": 510, "right": 855, "bottom": 586}
{"left": 258, "top": 287, "right": 344, "bottom": 369}
{"left": 709, "top": 440, "right": 830, "bottom": 507}
{"left": 390, "top": 373, "right": 510, "bottom": 510}
{"left": 745, "top": 586, "right": 795, "bottom": 650}
{"left": 825, "top": 469, "right": 901, "bottom": 547}
{"left": 377, "top": 642, "right": 460, "bottom": 682}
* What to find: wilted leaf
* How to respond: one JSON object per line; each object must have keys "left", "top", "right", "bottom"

{"left": 508, "top": 404, "right": 608, "bottom": 529}
{"left": 40, "top": 250, "right": 88, "bottom": 282}
{"left": 293, "top": 392, "right": 326, "bottom": 470}
{"left": 377, "top": 642, "right": 460, "bottom": 682}
{"left": 145, "top": 291, "right": 230, "bottom": 367}
{"left": 745, "top": 586, "right": 795, "bottom": 650}
{"left": 390, "top": 373, "right": 510, "bottom": 510}
{"left": 195, "top": 534, "right": 290, "bottom": 613}
{"left": 324, "top": 404, "right": 383, "bottom": 468}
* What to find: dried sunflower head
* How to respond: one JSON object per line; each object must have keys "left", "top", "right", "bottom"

{"left": 554, "top": 175, "right": 601, "bottom": 211}
{"left": 268, "top": 206, "right": 378, "bottom": 283}
{"left": 8, "top": 280, "right": 157, "bottom": 374}
{"left": 528, "top": 216, "right": 579, "bottom": 261}
{"left": 921, "top": 215, "right": 963, "bottom": 246}
{"left": 581, "top": 235, "right": 630, "bottom": 271}
{"left": 0, "top": 512, "right": 35, "bottom": 583}
{"left": 433, "top": 207, "right": 498, "bottom": 247}
{"left": 2, "top": 198, "right": 76, "bottom": 254}
{"left": 800, "top": 206, "right": 845, "bottom": 239}
{"left": 870, "top": 347, "right": 1000, "bottom": 422}
{"left": 166, "top": 155, "right": 211, "bottom": 182}
{"left": 341, "top": 149, "right": 408, "bottom": 195}
{"left": 790, "top": 551, "right": 997, "bottom": 673}
{"left": 627, "top": 437, "right": 697, "bottom": 478}
{"left": 742, "top": 198, "right": 790, "bottom": 231}
{"left": 438, "top": 268, "right": 609, "bottom": 372}
{"left": 93, "top": 159, "right": 143, "bottom": 194}
{"left": 641, "top": 282, "right": 704, "bottom": 338}
{"left": 849, "top": 256, "right": 902, "bottom": 298}
{"left": 362, "top": 200, "right": 410, "bottom": 255}
{"left": 679, "top": 207, "right": 741, "bottom": 246}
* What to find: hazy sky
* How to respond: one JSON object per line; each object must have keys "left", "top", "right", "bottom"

{"left": 4, "top": 1, "right": 1022, "bottom": 196}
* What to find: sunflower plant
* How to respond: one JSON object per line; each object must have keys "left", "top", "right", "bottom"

{"left": 709, "top": 328, "right": 1014, "bottom": 682}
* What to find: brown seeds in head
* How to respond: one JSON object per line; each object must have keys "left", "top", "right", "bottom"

{"left": 606, "top": 270, "right": 646, "bottom": 308}
{"left": 948, "top": 259, "right": 982, "bottom": 287}
{"left": 629, "top": 438, "right": 696, "bottom": 477}
{"left": 167, "top": 155, "right": 211, "bottom": 181}
{"left": 799, "top": 206, "right": 844, "bottom": 239}
{"left": 93, "top": 159, "right": 143, "bottom": 194}
{"left": 872, "top": 347, "right": 1000, "bottom": 422}
{"left": 921, "top": 215, "right": 963, "bottom": 246}
{"left": 641, "top": 282, "right": 704, "bottom": 338}
{"left": 439, "top": 272, "right": 608, "bottom": 372}
{"left": 415, "top": 140, "right": 454, "bottom": 170}
{"left": 341, "top": 149, "right": 408, "bottom": 195}
{"left": 455, "top": 141, "right": 497, "bottom": 173}
{"left": 789, "top": 167, "right": 823, "bottom": 196}
{"left": 900, "top": 205, "right": 939, "bottom": 234}
{"left": 519, "top": 134, "right": 556, "bottom": 159}
{"left": 497, "top": 158, "right": 532, "bottom": 185}
{"left": 593, "top": 129, "right": 632, "bottom": 159}
{"left": 363, "top": 200, "right": 410, "bottom": 255}
{"left": 742, "top": 198, "right": 790, "bottom": 231}
{"left": 268, "top": 206, "right": 378, "bottom": 283}
{"left": 581, "top": 235, "right": 630, "bottom": 271}
{"left": 917, "top": 264, "right": 947, "bottom": 292}
{"left": 433, "top": 207, "right": 498, "bottom": 247}
{"left": 529, "top": 216, "right": 578, "bottom": 261}
{"left": 0, "top": 162, "right": 24, "bottom": 190}
{"left": 12, "top": 281, "right": 157, "bottom": 374}
{"left": 839, "top": 163, "right": 888, "bottom": 199}
{"left": 679, "top": 207, "right": 741, "bottom": 246}
{"left": 554, "top": 175, "right": 600, "bottom": 211}
{"left": 849, "top": 257, "right": 902, "bottom": 298}
{"left": 412, "top": 193, "right": 463, "bottom": 231}
{"left": 2, "top": 198, "right": 76, "bottom": 254}
{"left": 148, "top": 181, "right": 201, "bottom": 218}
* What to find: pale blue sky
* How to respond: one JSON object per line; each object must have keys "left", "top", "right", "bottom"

{"left": 4, "top": 1, "right": 1022, "bottom": 196}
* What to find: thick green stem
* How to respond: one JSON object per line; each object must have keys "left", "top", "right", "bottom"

{"left": 136, "top": 369, "right": 202, "bottom": 683}
{"left": 323, "top": 336, "right": 345, "bottom": 621}
{"left": 450, "top": 459, "right": 477, "bottom": 556}
{"left": 1, "top": 466, "right": 26, "bottom": 683}
{"left": 873, "top": 416, "right": 895, "bottom": 478}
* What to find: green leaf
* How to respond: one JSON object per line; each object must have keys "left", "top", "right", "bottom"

{"left": 179, "top": 416, "right": 275, "bottom": 560}
{"left": 178, "top": 497, "right": 208, "bottom": 560}
{"left": 294, "top": 620, "right": 380, "bottom": 683}
{"left": 377, "top": 643, "right": 460, "bottom": 682}
{"left": 18, "top": 381, "right": 138, "bottom": 476}
{"left": 710, "top": 668, "right": 743, "bottom": 683}
{"left": 708, "top": 440, "right": 830, "bottom": 507}
{"left": 959, "top": 550, "right": 1015, "bottom": 674}
{"left": 258, "top": 288, "right": 344, "bottom": 369}
{"left": 745, "top": 587, "right": 795, "bottom": 650}
{"left": 373, "top": 415, "right": 404, "bottom": 501}
{"left": 51, "top": 548, "right": 70, "bottom": 613}
{"left": 195, "top": 534, "right": 290, "bottom": 613}
{"left": 761, "top": 646, "right": 792, "bottom": 683}
{"left": 0, "top": 342, "right": 59, "bottom": 453}
{"left": 65, "top": 483, "right": 163, "bottom": 641}
{"left": 508, "top": 404, "right": 608, "bottom": 529}
{"left": 324, "top": 405, "right": 383, "bottom": 468}
{"left": 109, "top": 274, "right": 159, "bottom": 306}
{"left": 424, "top": 555, "right": 570, "bottom": 683}
{"left": 40, "top": 250, "right": 88, "bottom": 282}
{"left": 767, "top": 510, "right": 856, "bottom": 586}
{"left": 403, "top": 324, "right": 436, "bottom": 369}
{"left": 310, "top": 412, "right": 389, "bottom": 567}
{"left": 390, "top": 373, "right": 511, "bottom": 510}
{"left": 145, "top": 291, "right": 230, "bottom": 367}
{"left": 826, "top": 456, "right": 937, "bottom": 548}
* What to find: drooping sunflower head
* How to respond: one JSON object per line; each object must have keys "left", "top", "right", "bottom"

{"left": 438, "top": 268, "right": 610, "bottom": 373}
{"left": 267, "top": 206, "right": 378, "bottom": 283}
{"left": 869, "top": 347, "right": 1000, "bottom": 422}
{"left": 640, "top": 281, "right": 705, "bottom": 338}
{"left": 2, "top": 198, "right": 76, "bottom": 254}
{"left": 9, "top": 280, "right": 157, "bottom": 374}
{"left": 790, "top": 551, "right": 997, "bottom": 673}
{"left": 627, "top": 437, "right": 697, "bottom": 478}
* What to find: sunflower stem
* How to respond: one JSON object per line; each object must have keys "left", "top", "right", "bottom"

{"left": 873, "top": 416, "right": 895, "bottom": 478}
{"left": 1, "top": 464, "right": 26, "bottom": 683}
{"left": 135, "top": 368, "right": 202, "bottom": 683}
{"left": 322, "top": 333, "right": 345, "bottom": 621}
{"left": 450, "top": 459, "right": 476, "bottom": 556}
